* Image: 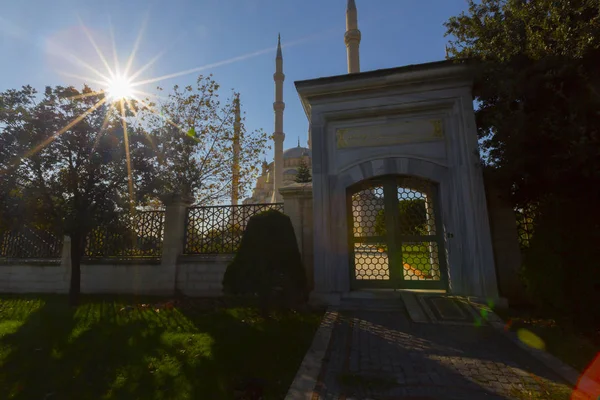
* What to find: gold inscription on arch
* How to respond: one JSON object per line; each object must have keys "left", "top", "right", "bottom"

{"left": 336, "top": 119, "right": 444, "bottom": 149}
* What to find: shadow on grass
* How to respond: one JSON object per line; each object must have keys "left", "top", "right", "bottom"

{"left": 0, "top": 295, "right": 322, "bottom": 400}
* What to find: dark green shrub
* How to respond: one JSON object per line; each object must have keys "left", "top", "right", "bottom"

{"left": 222, "top": 209, "right": 308, "bottom": 310}
{"left": 520, "top": 198, "right": 600, "bottom": 334}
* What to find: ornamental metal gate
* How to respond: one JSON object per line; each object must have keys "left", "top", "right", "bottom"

{"left": 347, "top": 175, "right": 448, "bottom": 290}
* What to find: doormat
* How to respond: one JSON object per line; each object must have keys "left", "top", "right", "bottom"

{"left": 416, "top": 295, "right": 484, "bottom": 326}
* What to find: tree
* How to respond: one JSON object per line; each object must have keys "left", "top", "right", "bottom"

{"left": 374, "top": 199, "right": 428, "bottom": 238}
{"left": 445, "top": 0, "right": 600, "bottom": 206}
{"left": 445, "top": 0, "right": 600, "bottom": 331}
{"left": 294, "top": 159, "right": 312, "bottom": 183}
{"left": 0, "top": 85, "right": 154, "bottom": 305}
{"left": 138, "top": 75, "right": 267, "bottom": 205}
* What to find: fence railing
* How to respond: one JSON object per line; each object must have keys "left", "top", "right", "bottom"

{"left": 184, "top": 203, "right": 284, "bottom": 255}
{"left": 2, "top": 202, "right": 283, "bottom": 260}
{"left": 0, "top": 227, "right": 63, "bottom": 259}
{"left": 515, "top": 204, "right": 536, "bottom": 249}
{"left": 84, "top": 210, "right": 166, "bottom": 260}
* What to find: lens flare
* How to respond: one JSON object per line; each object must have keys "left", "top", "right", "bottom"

{"left": 516, "top": 328, "right": 545, "bottom": 350}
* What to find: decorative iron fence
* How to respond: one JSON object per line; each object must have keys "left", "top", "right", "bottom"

{"left": 184, "top": 203, "right": 284, "bottom": 254}
{"left": 84, "top": 210, "right": 165, "bottom": 260}
{"left": 515, "top": 204, "right": 537, "bottom": 249}
{"left": 0, "top": 227, "right": 63, "bottom": 259}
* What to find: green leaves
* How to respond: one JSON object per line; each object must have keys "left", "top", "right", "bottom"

{"left": 139, "top": 76, "right": 267, "bottom": 204}
{"left": 0, "top": 84, "right": 157, "bottom": 236}
{"left": 294, "top": 159, "right": 312, "bottom": 183}
{"left": 445, "top": 0, "right": 600, "bottom": 203}
{"left": 446, "top": 0, "right": 600, "bottom": 329}
{"left": 186, "top": 127, "right": 199, "bottom": 142}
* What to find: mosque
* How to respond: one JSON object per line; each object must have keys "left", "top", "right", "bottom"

{"left": 242, "top": 28, "right": 317, "bottom": 204}
{"left": 243, "top": 0, "right": 367, "bottom": 204}
{"left": 243, "top": 141, "right": 311, "bottom": 204}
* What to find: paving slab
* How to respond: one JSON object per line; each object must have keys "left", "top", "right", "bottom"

{"left": 308, "top": 302, "right": 576, "bottom": 400}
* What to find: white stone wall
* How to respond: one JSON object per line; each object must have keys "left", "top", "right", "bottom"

{"left": 176, "top": 256, "right": 232, "bottom": 297}
{"left": 0, "top": 263, "right": 68, "bottom": 293}
{"left": 0, "top": 256, "right": 233, "bottom": 296}
{"left": 81, "top": 263, "right": 171, "bottom": 295}
{"left": 0, "top": 198, "right": 245, "bottom": 297}
{"left": 485, "top": 184, "right": 528, "bottom": 305}
{"left": 280, "top": 184, "right": 315, "bottom": 291}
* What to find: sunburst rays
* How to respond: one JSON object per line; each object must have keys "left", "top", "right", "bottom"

{"left": 4, "top": 14, "right": 328, "bottom": 205}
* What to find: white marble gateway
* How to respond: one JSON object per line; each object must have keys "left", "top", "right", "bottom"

{"left": 295, "top": 60, "right": 500, "bottom": 304}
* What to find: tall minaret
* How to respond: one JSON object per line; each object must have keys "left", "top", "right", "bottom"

{"left": 231, "top": 93, "right": 241, "bottom": 205}
{"left": 272, "top": 34, "right": 285, "bottom": 202}
{"left": 345, "top": 0, "right": 361, "bottom": 73}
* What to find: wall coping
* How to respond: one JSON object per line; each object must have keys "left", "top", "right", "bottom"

{"left": 0, "top": 254, "right": 236, "bottom": 267}
{"left": 0, "top": 259, "right": 61, "bottom": 267}
{"left": 159, "top": 193, "right": 194, "bottom": 206}
{"left": 279, "top": 183, "right": 313, "bottom": 198}
{"left": 295, "top": 61, "right": 472, "bottom": 120}
{"left": 82, "top": 258, "right": 162, "bottom": 265}
{"left": 178, "top": 254, "right": 235, "bottom": 264}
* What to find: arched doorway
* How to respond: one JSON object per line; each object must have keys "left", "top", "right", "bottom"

{"left": 347, "top": 175, "right": 448, "bottom": 290}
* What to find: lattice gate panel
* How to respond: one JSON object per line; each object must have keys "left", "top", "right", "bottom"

{"left": 396, "top": 177, "right": 442, "bottom": 283}
{"left": 348, "top": 175, "right": 448, "bottom": 290}
{"left": 349, "top": 184, "right": 390, "bottom": 282}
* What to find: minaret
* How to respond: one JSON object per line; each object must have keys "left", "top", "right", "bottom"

{"left": 345, "top": 0, "right": 361, "bottom": 74}
{"left": 231, "top": 94, "right": 241, "bottom": 205}
{"left": 273, "top": 34, "right": 285, "bottom": 202}
{"left": 261, "top": 158, "right": 268, "bottom": 176}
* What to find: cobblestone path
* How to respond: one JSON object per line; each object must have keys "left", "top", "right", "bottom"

{"left": 312, "top": 309, "right": 573, "bottom": 400}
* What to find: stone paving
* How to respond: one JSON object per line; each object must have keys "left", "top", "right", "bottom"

{"left": 312, "top": 307, "right": 574, "bottom": 400}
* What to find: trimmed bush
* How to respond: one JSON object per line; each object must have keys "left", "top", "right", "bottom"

{"left": 222, "top": 209, "right": 308, "bottom": 310}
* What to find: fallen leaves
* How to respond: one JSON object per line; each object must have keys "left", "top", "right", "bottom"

{"left": 403, "top": 262, "right": 433, "bottom": 279}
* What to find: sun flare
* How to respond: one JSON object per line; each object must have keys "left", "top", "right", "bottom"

{"left": 105, "top": 74, "right": 134, "bottom": 101}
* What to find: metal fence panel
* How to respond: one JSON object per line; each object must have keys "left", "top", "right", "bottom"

{"left": 515, "top": 204, "right": 537, "bottom": 250}
{"left": 184, "top": 203, "right": 284, "bottom": 254}
{"left": 0, "top": 227, "right": 63, "bottom": 259}
{"left": 84, "top": 210, "right": 165, "bottom": 260}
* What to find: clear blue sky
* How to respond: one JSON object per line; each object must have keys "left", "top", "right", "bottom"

{"left": 0, "top": 0, "right": 470, "bottom": 161}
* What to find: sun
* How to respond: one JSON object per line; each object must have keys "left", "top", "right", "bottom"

{"left": 105, "top": 74, "right": 134, "bottom": 102}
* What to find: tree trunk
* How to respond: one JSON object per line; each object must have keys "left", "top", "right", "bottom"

{"left": 69, "top": 233, "right": 82, "bottom": 306}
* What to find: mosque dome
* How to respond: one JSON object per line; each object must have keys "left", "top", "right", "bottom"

{"left": 283, "top": 146, "right": 311, "bottom": 160}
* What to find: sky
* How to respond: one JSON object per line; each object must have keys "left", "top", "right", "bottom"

{"left": 0, "top": 0, "right": 471, "bottom": 162}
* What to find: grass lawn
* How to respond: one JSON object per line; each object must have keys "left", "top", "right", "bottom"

{"left": 494, "top": 306, "right": 599, "bottom": 373}
{"left": 365, "top": 244, "right": 437, "bottom": 278}
{"left": 401, "top": 244, "right": 437, "bottom": 278}
{"left": 0, "top": 295, "right": 323, "bottom": 400}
